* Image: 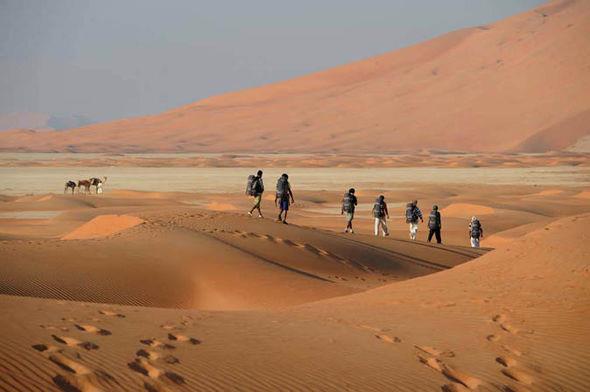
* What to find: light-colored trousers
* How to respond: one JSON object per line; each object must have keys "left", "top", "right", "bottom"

{"left": 374, "top": 217, "right": 389, "bottom": 236}
{"left": 409, "top": 222, "right": 419, "bottom": 240}
{"left": 470, "top": 237, "right": 480, "bottom": 248}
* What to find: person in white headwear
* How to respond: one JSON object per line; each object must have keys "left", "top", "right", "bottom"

{"left": 469, "top": 216, "right": 483, "bottom": 248}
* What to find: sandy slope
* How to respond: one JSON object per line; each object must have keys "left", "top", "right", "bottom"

{"left": 1, "top": 0, "right": 589, "bottom": 154}
{"left": 0, "top": 182, "right": 588, "bottom": 390}
{"left": 0, "top": 213, "right": 587, "bottom": 391}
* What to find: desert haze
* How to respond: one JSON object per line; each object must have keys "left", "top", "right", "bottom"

{"left": 0, "top": 0, "right": 589, "bottom": 154}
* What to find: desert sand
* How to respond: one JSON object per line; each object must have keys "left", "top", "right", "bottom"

{"left": 1, "top": 0, "right": 589, "bottom": 390}
{"left": 0, "top": 0, "right": 589, "bottom": 154}
{"left": 0, "top": 179, "right": 589, "bottom": 391}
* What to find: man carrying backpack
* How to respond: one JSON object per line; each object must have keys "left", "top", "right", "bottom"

{"left": 341, "top": 188, "right": 358, "bottom": 233}
{"left": 372, "top": 195, "right": 389, "bottom": 237}
{"left": 247, "top": 170, "right": 265, "bottom": 218}
{"left": 469, "top": 216, "right": 484, "bottom": 248}
{"left": 406, "top": 200, "right": 423, "bottom": 240}
{"left": 275, "top": 173, "right": 295, "bottom": 224}
{"left": 427, "top": 205, "right": 442, "bottom": 244}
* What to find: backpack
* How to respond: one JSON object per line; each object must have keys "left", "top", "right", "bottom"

{"left": 246, "top": 175, "right": 258, "bottom": 196}
{"left": 405, "top": 203, "right": 416, "bottom": 223}
{"left": 373, "top": 200, "right": 385, "bottom": 218}
{"left": 276, "top": 176, "right": 289, "bottom": 198}
{"left": 470, "top": 220, "right": 481, "bottom": 238}
{"left": 428, "top": 211, "right": 440, "bottom": 230}
{"left": 342, "top": 193, "right": 354, "bottom": 213}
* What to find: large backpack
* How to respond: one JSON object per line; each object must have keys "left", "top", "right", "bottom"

{"left": 470, "top": 220, "right": 481, "bottom": 238}
{"left": 342, "top": 193, "right": 354, "bottom": 213}
{"left": 276, "top": 176, "right": 289, "bottom": 198}
{"left": 405, "top": 203, "right": 416, "bottom": 223}
{"left": 373, "top": 200, "right": 385, "bottom": 218}
{"left": 428, "top": 211, "right": 440, "bottom": 230}
{"left": 246, "top": 175, "right": 257, "bottom": 196}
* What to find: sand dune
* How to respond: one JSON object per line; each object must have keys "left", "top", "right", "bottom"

{"left": 1, "top": 0, "right": 589, "bottom": 154}
{"left": 0, "top": 211, "right": 587, "bottom": 390}
{"left": 440, "top": 203, "right": 495, "bottom": 218}
{"left": 61, "top": 215, "right": 145, "bottom": 240}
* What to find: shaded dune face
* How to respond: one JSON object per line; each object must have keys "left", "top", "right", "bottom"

{"left": 0, "top": 0, "right": 589, "bottom": 153}
{"left": 0, "top": 209, "right": 484, "bottom": 310}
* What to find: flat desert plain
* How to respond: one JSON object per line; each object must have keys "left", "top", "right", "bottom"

{"left": 0, "top": 163, "right": 589, "bottom": 391}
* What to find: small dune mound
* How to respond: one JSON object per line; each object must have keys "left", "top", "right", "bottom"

{"left": 534, "top": 189, "right": 563, "bottom": 197}
{"left": 61, "top": 215, "right": 144, "bottom": 240}
{"left": 440, "top": 203, "right": 494, "bottom": 218}
{"left": 206, "top": 202, "right": 237, "bottom": 211}
{"left": 574, "top": 190, "right": 590, "bottom": 199}
{"left": 37, "top": 195, "right": 55, "bottom": 202}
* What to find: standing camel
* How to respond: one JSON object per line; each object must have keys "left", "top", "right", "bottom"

{"left": 64, "top": 180, "right": 76, "bottom": 194}
{"left": 90, "top": 176, "right": 107, "bottom": 194}
{"left": 77, "top": 179, "right": 91, "bottom": 194}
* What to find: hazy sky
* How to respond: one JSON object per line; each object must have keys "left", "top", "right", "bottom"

{"left": 1, "top": 0, "right": 544, "bottom": 122}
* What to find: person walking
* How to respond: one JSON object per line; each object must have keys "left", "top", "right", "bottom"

{"left": 341, "top": 188, "right": 358, "bottom": 233}
{"left": 427, "top": 205, "right": 442, "bottom": 244}
{"left": 406, "top": 200, "right": 423, "bottom": 240}
{"left": 372, "top": 195, "right": 389, "bottom": 237}
{"left": 247, "top": 170, "right": 265, "bottom": 218}
{"left": 469, "top": 216, "right": 484, "bottom": 248}
{"left": 275, "top": 173, "right": 295, "bottom": 224}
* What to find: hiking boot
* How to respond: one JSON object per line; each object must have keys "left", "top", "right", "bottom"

{"left": 283, "top": 221, "right": 288, "bottom": 225}
{"left": 248, "top": 211, "right": 253, "bottom": 217}
{"left": 350, "top": 229, "right": 354, "bottom": 234}
{"left": 258, "top": 214, "right": 263, "bottom": 218}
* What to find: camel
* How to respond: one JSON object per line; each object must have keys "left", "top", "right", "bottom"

{"left": 77, "top": 179, "right": 91, "bottom": 194}
{"left": 64, "top": 180, "right": 76, "bottom": 194}
{"left": 90, "top": 176, "right": 107, "bottom": 194}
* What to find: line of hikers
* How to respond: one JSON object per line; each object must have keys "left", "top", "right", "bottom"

{"left": 245, "top": 170, "right": 484, "bottom": 248}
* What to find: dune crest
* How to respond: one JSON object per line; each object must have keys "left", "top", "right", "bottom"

{"left": 441, "top": 203, "right": 494, "bottom": 217}
{"left": 0, "top": 0, "right": 588, "bottom": 153}
{"left": 61, "top": 215, "right": 144, "bottom": 240}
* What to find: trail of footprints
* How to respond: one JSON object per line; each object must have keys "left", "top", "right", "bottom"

{"left": 356, "top": 322, "right": 482, "bottom": 391}
{"left": 32, "top": 309, "right": 202, "bottom": 391}
{"left": 488, "top": 313, "right": 537, "bottom": 389}
{"left": 129, "top": 316, "right": 201, "bottom": 391}
{"left": 225, "top": 229, "right": 372, "bottom": 273}
{"left": 33, "top": 312, "right": 119, "bottom": 391}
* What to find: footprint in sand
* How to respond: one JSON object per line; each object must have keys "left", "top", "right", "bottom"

{"left": 500, "top": 323, "right": 519, "bottom": 334}
{"left": 417, "top": 354, "right": 481, "bottom": 390}
{"left": 98, "top": 309, "right": 125, "bottom": 318}
{"left": 40, "top": 324, "right": 70, "bottom": 332}
{"left": 167, "top": 333, "right": 201, "bottom": 345}
{"left": 486, "top": 334, "right": 500, "bottom": 342}
{"left": 32, "top": 344, "right": 61, "bottom": 353}
{"left": 128, "top": 357, "right": 185, "bottom": 385}
{"left": 496, "top": 356, "right": 518, "bottom": 368}
{"left": 140, "top": 338, "right": 176, "bottom": 350}
{"left": 415, "top": 345, "right": 455, "bottom": 358}
{"left": 160, "top": 323, "right": 182, "bottom": 331}
{"left": 49, "top": 353, "right": 91, "bottom": 375}
{"left": 49, "top": 352, "right": 117, "bottom": 392}
{"left": 52, "top": 335, "right": 99, "bottom": 350}
{"left": 501, "top": 368, "right": 535, "bottom": 385}
{"left": 136, "top": 349, "right": 180, "bottom": 364}
{"left": 75, "top": 324, "right": 112, "bottom": 336}
{"left": 375, "top": 334, "right": 401, "bottom": 344}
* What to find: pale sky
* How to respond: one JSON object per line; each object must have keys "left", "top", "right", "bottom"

{"left": 0, "top": 0, "right": 545, "bottom": 122}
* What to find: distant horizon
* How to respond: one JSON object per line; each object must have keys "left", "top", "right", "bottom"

{"left": 1, "top": 0, "right": 544, "bottom": 123}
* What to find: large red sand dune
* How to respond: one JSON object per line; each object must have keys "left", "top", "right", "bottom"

{"left": 1, "top": 0, "right": 589, "bottom": 154}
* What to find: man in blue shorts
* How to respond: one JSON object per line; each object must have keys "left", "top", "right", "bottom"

{"left": 275, "top": 173, "right": 295, "bottom": 224}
